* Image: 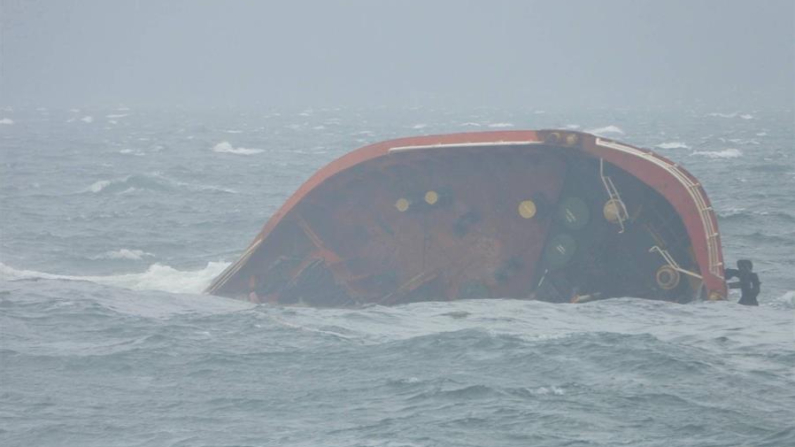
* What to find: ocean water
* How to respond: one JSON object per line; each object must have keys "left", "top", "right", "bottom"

{"left": 1, "top": 106, "right": 794, "bottom": 447}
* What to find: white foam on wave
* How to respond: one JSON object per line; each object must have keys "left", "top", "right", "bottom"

{"left": 707, "top": 112, "right": 738, "bottom": 118}
{"left": 106, "top": 114, "right": 128, "bottom": 119}
{"left": 212, "top": 141, "right": 263, "bottom": 155}
{"left": 690, "top": 148, "right": 743, "bottom": 159}
{"left": 0, "top": 118, "right": 14, "bottom": 125}
{"left": 119, "top": 149, "right": 145, "bottom": 156}
{"left": 460, "top": 122, "right": 481, "bottom": 127}
{"left": 488, "top": 123, "right": 514, "bottom": 128}
{"left": 586, "top": 125, "right": 624, "bottom": 136}
{"left": 93, "top": 249, "right": 154, "bottom": 261}
{"left": 84, "top": 173, "right": 236, "bottom": 195}
{"left": 778, "top": 291, "right": 795, "bottom": 309}
{"left": 655, "top": 141, "right": 689, "bottom": 149}
{"left": 0, "top": 261, "right": 231, "bottom": 295}
{"left": 565, "top": 124, "right": 580, "bottom": 129}
{"left": 80, "top": 116, "right": 93, "bottom": 123}
{"left": 89, "top": 180, "right": 112, "bottom": 193}
{"left": 707, "top": 112, "right": 753, "bottom": 119}
{"left": 412, "top": 123, "right": 427, "bottom": 129}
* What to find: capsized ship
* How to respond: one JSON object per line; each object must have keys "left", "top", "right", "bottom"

{"left": 206, "top": 130, "right": 727, "bottom": 306}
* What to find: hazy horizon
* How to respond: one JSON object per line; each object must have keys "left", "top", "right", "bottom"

{"left": 1, "top": 0, "right": 793, "bottom": 110}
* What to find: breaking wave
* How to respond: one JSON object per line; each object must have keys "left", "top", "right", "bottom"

{"left": 212, "top": 141, "right": 264, "bottom": 155}
{"left": 83, "top": 173, "right": 236, "bottom": 195}
{"left": 706, "top": 112, "right": 754, "bottom": 119}
{"left": 655, "top": 141, "right": 689, "bottom": 149}
{"left": 80, "top": 116, "right": 93, "bottom": 123}
{"left": 92, "top": 249, "right": 155, "bottom": 261}
{"left": 586, "top": 125, "right": 624, "bottom": 136}
{"left": 0, "top": 261, "right": 230, "bottom": 294}
{"left": 779, "top": 291, "right": 795, "bottom": 309}
{"left": 707, "top": 112, "right": 738, "bottom": 118}
{"left": 690, "top": 148, "right": 742, "bottom": 158}
{"left": 0, "top": 117, "right": 14, "bottom": 125}
{"left": 487, "top": 123, "right": 514, "bottom": 128}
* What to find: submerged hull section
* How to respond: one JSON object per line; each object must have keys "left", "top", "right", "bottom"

{"left": 207, "top": 130, "right": 727, "bottom": 306}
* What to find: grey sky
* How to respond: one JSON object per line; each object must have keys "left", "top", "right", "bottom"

{"left": 1, "top": 0, "right": 792, "bottom": 109}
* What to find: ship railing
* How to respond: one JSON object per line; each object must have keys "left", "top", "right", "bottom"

{"left": 595, "top": 138, "right": 724, "bottom": 279}
{"left": 599, "top": 158, "right": 630, "bottom": 233}
{"left": 649, "top": 245, "right": 703, "bottom": 280}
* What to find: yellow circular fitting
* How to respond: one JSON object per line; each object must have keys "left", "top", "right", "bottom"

{"left": 603, "top": 199, "right": 624, "bottom": 224}
{"left": 565, "top": 133, "right": 579, "bottom": 146}
{"left": 424, "top": 190, "right": 439, "bottom": 205}
{"left": 545, "top": 132, "right": 561, "bottom": 144}
{"left": 656, "top": 265, "right": 680, "bottom": 290}
{"left": 518, "top": 200, "right": 537, "bottom": 219}
{"left": 395, "top": 198, "right": 410, "bottom": 212}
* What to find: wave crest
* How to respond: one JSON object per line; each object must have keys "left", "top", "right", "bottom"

{"left": 92, "top": 249, "right": 155, "bottom": 261}
{"left": 83, "top": 173, "right": 236, "bottom": 195}
{"left": 212, "top": 141, "right": 263, "bottom": 155}
{"left": 655, "top": 141, "right": 689, "bottom": 149}
{"left": 690, "top": 149, "right": 742, "bottom": 158}
{"left": 0, "top": 261, "right": 230, "bottom": 294}
{"left": 586, "top": 125, "right": 624, "bottom": 136}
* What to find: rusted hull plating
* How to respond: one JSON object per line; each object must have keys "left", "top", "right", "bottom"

{"left": 207, "top": 130, "right": 727, "bottom": 306}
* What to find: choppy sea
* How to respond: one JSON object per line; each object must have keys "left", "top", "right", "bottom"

{"left": 1, "top": 106, "right": 793, "bottom": 447}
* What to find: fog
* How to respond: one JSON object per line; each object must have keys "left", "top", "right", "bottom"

{"left": 1, "top": 0, "right": 792, "bottom": 109}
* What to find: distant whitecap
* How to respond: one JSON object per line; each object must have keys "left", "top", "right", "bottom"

{"left": 212, "top": 141, "right": 263, "bottom": 155}
{"left": 586, "top": 125, "right": 624, "bottom": 136}
{"left": 89, "top": 180, "right": 112, "bottom": 193}
{"left": 690, "top": 148, "right": 742, "bottom": 158}
{"left": 655, "top": 142, "right": 689, "bottom": 149}
{"left": 94, "top": 249, "right": 154, "bottom": 261}
{"left": 706, "top": 112, "right": 741, "bottom": 118}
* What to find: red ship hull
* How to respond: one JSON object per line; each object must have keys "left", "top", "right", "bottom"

{"left": 207, "top": 130, "right": 727, "bottom": 306}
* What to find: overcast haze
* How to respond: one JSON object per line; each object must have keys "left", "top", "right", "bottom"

{"left": 1, "top": 0, "right": 793, "bottom": 109}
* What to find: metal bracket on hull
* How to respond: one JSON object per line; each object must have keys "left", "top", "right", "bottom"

{"left": 599, "top": 158, "right": 630, "bottom": 233}
{"left": 205, "top": 238, "right": 264, "bottom": 294}
{"left": 595, "top": 139, "right": 723, "bottom": 279}
{"left": 649, "top": 245, "right": 703, "bottom": 280}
